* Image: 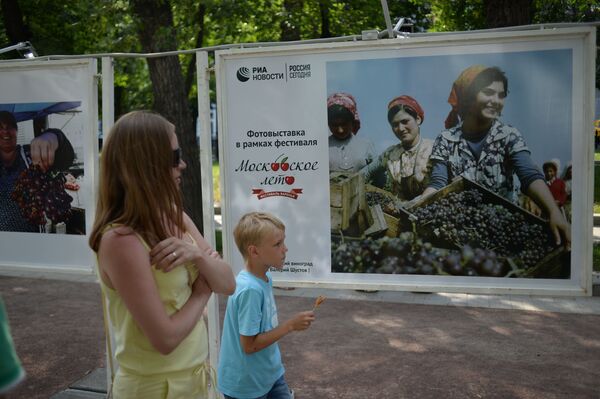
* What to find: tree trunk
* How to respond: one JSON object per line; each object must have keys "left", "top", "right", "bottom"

{"left": 130, "top": 0, "right": 204, "bottom": 230}
{"left": 319, "top": 0, "right": 331, "bottom": 38}
{"left": 1, "top": 0, "right": 30, "bottom": 43}
{"left": 483, "top": 0, "right": 533, "bottom": 28}
{"left": 280, "top": 0, "right": 303, "bottom": 41}
{"left": 185, "top": 3, "right": 206, "bottom": 97}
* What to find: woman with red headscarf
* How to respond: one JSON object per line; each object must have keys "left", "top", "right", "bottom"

{"left": 327, "top": 92, "right": 376, "bottom": 173}
{"left": 362, "top": 95, "right": 433, "bottom": 201}
{"left": 423, "top": 65, "right": 570, "bottom": 247}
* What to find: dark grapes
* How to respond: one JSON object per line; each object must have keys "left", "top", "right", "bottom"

{"left": 331, "top": 235, "right": 501, "bottom": 276}
{"left": 366, "top": 191, "right": 404, "bottom": 218}
{"left": 11, "top": 164, "right": 73, "bottom": 227}
{"left": 412, "top": 189, "right": 555, "bottom": 270}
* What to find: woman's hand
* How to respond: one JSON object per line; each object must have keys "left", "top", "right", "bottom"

{"left": 526, "top": 180, "right": 571, "bottom": 249}
{"left": 30, "top": 132, "right": 59, "bottom": 172}
{"left": 150, "top": 236, "right": 205, "bottom": 272}
{"left": 521, "top": 196, "right": 542, "bottom": 217}
{"left": 206, "top": 248, "right": 221, "bottom": 259}
{"left": 548, "top": 208, "right": 571, "bottom": 250}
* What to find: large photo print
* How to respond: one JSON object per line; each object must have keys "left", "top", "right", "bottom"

{"left": 327, "top": 50, "right": 573, "bottom": 279}
{"left": 1, "top": 101, "right": 85, "bottom": 234}
{"left": 0, "top": 59, "right": 97, "bottom": 273}
{"left": 218, "top": 28, "right": 593, "bottom": 293}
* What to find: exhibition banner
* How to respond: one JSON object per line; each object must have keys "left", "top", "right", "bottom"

{"left": 0, "top": 59, "right": 98, "bottom": 272}
{"left": 216, "top": 27, "right": 595, "bottom": 295}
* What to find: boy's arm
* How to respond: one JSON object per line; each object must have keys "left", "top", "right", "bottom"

{"left": 240, "top": 311, "right": 314, "bottom": 354}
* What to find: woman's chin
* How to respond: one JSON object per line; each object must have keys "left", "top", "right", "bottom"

{"left": 482, "top": 109, "right": 500, "bottom": 120}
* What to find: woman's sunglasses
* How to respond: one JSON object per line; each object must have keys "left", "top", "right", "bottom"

{"left": 173, "top": 148, "right": 182, "bottom": 167}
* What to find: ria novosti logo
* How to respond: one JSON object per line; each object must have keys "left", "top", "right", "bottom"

{"left": 236, "top": 66, "right": 285, "bottom": 82}
{"left": 236, "top": 67, "right": 250, "bottom": 82}
{"left": 236, "top": 64, "right": 311, "bottom": 83}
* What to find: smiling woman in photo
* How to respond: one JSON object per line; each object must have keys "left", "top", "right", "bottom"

{"left": 0, "top": 110, "right": 74, "bottom": 232}
{"left": 362, "top": 95, "right": 433, "bottom": 201}
{"left": 423, "top": 65, "right": 571, "bottom": 247}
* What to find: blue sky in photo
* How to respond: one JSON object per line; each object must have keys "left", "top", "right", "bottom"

{"left": 326, "top": 49, "right": 573, "bottom": 175}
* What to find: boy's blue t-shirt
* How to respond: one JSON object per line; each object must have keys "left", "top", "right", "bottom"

{"left": 218, "top": 270, "right": 285, "bottom": 398}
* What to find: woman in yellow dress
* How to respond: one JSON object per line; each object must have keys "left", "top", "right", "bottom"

{"left": 89, "top": 110, "right": 235, "bottom": 398}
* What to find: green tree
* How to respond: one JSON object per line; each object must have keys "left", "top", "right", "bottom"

{"left": 1, "top": 0, "right": 597, "bottom": 227}
{"left": 428, "top": 0, "right": 599, "bottom": 87}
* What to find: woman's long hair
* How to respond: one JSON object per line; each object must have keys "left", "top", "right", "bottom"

{"left": 89, "top": 111, "right": 184, "bottom": 252}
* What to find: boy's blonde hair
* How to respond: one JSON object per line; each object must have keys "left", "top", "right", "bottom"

{"left": 234, "top": 212, "right": 285, "bottom": 260}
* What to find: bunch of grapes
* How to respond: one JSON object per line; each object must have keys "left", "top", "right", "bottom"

{"left": 366, "top": 191, "right": 404, "bottom": 217}
{"left": 442, "top": 245, "right": 506, "bottom": 277}
{"left": 412, "top": 189, "right": 555, "bottom": 269}
{"left": 331, "top": 238, "right": 382, "bottom": 274}
{"left": 11, "top": 165, "right": 73, "bottom": 226}
{"left": 331, "top": 235, "right": 508, "bottom": 277}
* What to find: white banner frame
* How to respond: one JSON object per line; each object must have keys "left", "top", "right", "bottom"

{"left": 196, "top": 51, "right": 223, "bottom": 399}
{"left": 0, "top": 58, "right": 99, "bottom": 276}
{"left": 216, "top": 26, "right": 596, "bottom": 297}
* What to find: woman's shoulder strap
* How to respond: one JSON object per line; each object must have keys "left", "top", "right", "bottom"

{"left": 102, "top": 224, "right": 151, "bottom": 252}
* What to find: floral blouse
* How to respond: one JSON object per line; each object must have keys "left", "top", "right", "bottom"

{"left": 429, "top": 120, "right": 528, "bottom": 203}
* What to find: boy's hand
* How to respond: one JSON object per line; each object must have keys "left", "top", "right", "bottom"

{"left": 287, "top": 311, "right": 315, "bottom": 332}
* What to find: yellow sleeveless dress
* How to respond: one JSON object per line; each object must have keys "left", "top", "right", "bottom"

{"left": 98, "top": 227, "right": 215, "bottom": 399}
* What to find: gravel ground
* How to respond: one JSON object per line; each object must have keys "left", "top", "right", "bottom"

{"left": 1, "top": 275, "right": 600, "bottom": 399}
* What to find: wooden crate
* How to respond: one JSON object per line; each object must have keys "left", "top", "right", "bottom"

{"left": 406, "top": 176, "right": 548, "bottom": 225}
{"left": 406, "top": 176, "right": 567, "bottom": 277}
{"left": 365, "top": 184, "right": 414, "bottom": 237}
{"left": 330, "top": 172, "right": 363, "bottom": 231}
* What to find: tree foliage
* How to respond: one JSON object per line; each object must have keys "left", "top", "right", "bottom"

{"left": 2, "top": 0, "right": 597, "bottom": 106}
{"left": 0, "top": 0, "right": 597, "bottom": 224}
{"left": 429, "top": 0, "right": 486, "bottom": 31}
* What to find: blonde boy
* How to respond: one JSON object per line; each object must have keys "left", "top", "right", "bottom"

{"left": 218, "top": 212, "right": 315, "bottom": 399}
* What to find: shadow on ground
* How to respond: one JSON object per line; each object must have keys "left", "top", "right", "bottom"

{"left": 1, "top": 276, "right": 600, "bottom": 399}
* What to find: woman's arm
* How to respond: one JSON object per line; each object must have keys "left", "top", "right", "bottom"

{"left": 184, "top": 213, "right": 236, "bottom": 294}
{"left": 526, "top": 179, "right": 571, "bottom": 248}
{"left": 421, "top": 160, "right": 448, "bottom": 197}
{"left": 29, "top": 128, "right": 75, "bottom": 171}
{"left": 511, "top": 150, "right": 570, "bottom": 247}
{"left": 150, "top": 213, "right": 236, "bottom": 295}
{"left": 359, "top": 152, "right": 384, "bottom": 185}
{"left": 99, "top": 229, "right": 211, "bottom": 355}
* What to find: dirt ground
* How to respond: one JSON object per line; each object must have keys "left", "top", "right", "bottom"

{"left": 1, "top": 275, "right": 600, "bottom": 399}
